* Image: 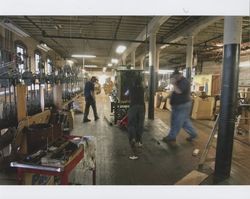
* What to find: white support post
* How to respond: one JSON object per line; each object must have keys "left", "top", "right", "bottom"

{"left": 186, "top": 35, "right": 194, "bottom": 82}
{"left": 140, "top": 57, "right": 144, "bottom": 70}
{"left": 131, "top": 51, "right": 135, "bottom": 68}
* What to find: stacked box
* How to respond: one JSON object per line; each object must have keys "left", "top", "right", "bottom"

{"left": 191, "top": 97, "right": 215, "bottom": 120}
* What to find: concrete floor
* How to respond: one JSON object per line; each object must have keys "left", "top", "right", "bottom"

{"left": 70, "top": 93, "right": 250, "bottom": 185}
{"left": 1, "top": 92, "right": 250, "bottom": 185}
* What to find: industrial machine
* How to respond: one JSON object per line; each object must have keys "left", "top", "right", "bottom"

{"left": 110, "top": 68, "right": 144, "bottom": 124}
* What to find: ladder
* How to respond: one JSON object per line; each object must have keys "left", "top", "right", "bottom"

{"left": 198, "top": 114, "right": 219, "bottom": 168}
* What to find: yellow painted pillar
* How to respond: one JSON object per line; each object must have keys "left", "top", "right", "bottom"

{"left": 16, "top": 85, "right": 27, "bottom": 122}
{"left": 53, "top": 85, "right": 62, "bottom": 109}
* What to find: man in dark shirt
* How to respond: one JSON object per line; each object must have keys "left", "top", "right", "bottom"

{"left": 127, "top": 77, "right": 145, "bottom": 160}
{"left": 162, "top": 70, "right": 197, "bottom": 143}
{"left": 83, "top": 76, "right": 99, "bottom": 123}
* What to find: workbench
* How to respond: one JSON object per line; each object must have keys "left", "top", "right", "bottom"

{"left": 10, "top": 136, "right": 96, "bottom": 185}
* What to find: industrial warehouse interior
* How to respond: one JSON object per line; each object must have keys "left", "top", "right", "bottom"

{"left": 0, "top": 4, "right": 250, "bottom": 199}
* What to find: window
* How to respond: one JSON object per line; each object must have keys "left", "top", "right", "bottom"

{"left": 35, "top": 51, "right": 41, "bottom": 73}
{"left": 46, "top": 58, "right": 52, "bottom": 74}
{"left": 15, "top": 42, "right": 27, "bottom": 73}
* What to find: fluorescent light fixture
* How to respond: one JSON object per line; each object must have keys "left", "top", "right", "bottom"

{"left": 107, "top": 63, "right": 112, "bottom": 67}
{"left": 160, "top": 44, "right": 169, "bottom": 49}
{"left": 84, "top": 65, "right": 98, "bottom": 68}
{"left": 54, "top": 24, "right": 62, "bottom": 30}
{"left": 111, "top": 58, "right": 119, "bottom": 64}
{"left": 143, "top": 69, "right": 174, "bottom": 74}
{"left": 239, "top": 61, "right": 250, "bottom": 68}
{"left": 72, "top": 54, "right": 96, "bottom": 58}
{"left": 116, "top": 45, "right": 127, "bottom": 54}
{"left": 158, "top": 69, "right": 174, "bottom": 74}
{"left": 66, "top": 60, "right": 74, "bottom": 65}
{"left": 0, "top": 18, "right": 30, "bottom": 37}
{"left": 216, "top": 43, "right": 223, "bottom": 47}
{"left": 37, "top": 43, "right": 51, "bottom": 52}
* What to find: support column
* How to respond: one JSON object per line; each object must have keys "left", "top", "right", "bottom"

{"left": 148, "top": 33, "right": 156, "bottom": 120}
{"left": 155, "top": 48, "right": 160, "bottom": 92}
{"left": 140, "top": 57, "right": 144, "bottom": 70}
{"left": 122, "top": 56, "right": 126, "bottom": 65}
{"left": 186, "top": 36, "right": 194, "bottom": 82}
{"left": 131, "top": 51, "right": 135, "bottom": 68}
{"left": 82, "top": 58, "right": 85, "bottom": 69}
{"left": 53, "top": 85, "right": 63, "bottom": 109}
{"left": 16, "top": 85, "right": 27, "bottom": 122}
{"left": 214, "top": 17, "right": 242, "bottom": 180}
{"left": 40, "top": 85, "right": 45, "bottom": 112}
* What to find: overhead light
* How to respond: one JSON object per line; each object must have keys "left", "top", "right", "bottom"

{"left": 111, "top": 58, "right": 119, "bottom": 64}
{"left": 216, "top": 43, "right": 223, "bottom": 47}
{"left": 158, "top": 69, "right": 174, "bottom": 74}
{"left": 0, "top": 18, "right": 30, "bottom": 37}
{"left": 107, "top": 63, "right": 112, "bottom": 67}
{"left": 84, "top": 65, "right": 98, "bottom": 68}
{"left": 54, "top": 24, "right": 62, "bottom": 30}
{"left": 116, "top": 45, "right": 127, "bottom": 54}
{"left": 239, "top": 61, "right": 250, "bottom": 68}
{"left": 66, "top": 60, "right": 74, "bottom": 65}
{"left": 37, "top": 42, "right": 51, "bottom": 52}
{"left": 160, "top": 44, "right": 169, "bottom": 49}
{"left": 72, "top": 54, "right": 96, "bottom": 58}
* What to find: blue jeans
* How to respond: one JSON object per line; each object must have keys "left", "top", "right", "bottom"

{"left": 84, "top": 97, "right": 98, "bottom": 119}
{"left": 167, "top": 101, "right": 197, "bottom": 139}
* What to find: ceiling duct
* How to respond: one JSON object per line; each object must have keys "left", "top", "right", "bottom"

{"left": 37, "top": 42, "right": 51, "bottom": 52}
{"left": 0, "top": 18, "right": 30, "bottom": 37}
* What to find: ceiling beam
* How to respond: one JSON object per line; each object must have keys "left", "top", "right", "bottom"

{"left": 134, "top": 17, "right": 224, "bottom": 64}
{"left": 107, "top": 17, "right": 123, "bottom": 66}
{"left": 24, "top": 16, "right": 69, "bottom": 57}
{"left": 42, "top": 32, "right": 191, "bottom": 47}
{"left": 43, "top": 33, "right": 147, "bottom": 43}
{"left": 113, "top": 16, "right": 122, "bottom": 39}
{"left": 122, "top": 16, "right": 171, "bottom": 60}
{"left": 163, "top": 16, "right": 223, "bottom": 43}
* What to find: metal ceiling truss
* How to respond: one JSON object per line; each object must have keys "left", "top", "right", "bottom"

{"left": 0, "top": 16, "right": 249, "bottom": 69}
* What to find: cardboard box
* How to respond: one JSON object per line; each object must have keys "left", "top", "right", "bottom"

{"left": 191, "top": 97, "right": 215, "bottom": 120}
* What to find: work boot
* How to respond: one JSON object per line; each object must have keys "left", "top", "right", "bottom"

{"left": 83, "top": 118, "right": 91, "bottom": 123}
{"left": 186, "top": 135, "right": 197, "bottom": 142}
{"left": 162, "top": 136, "right": 176, "bottom": 143}
{"left": 94, "top": 116, "right": 100, "bottom": 121}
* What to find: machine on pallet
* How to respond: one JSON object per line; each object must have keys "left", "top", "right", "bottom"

{"left": 110, "top": 68, "right": 144, "bottom": 125}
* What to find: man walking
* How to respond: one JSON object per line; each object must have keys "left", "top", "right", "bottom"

{"left": 162, "top": 70, "right": 197, "bottom": 143}
{"left": 83, "top": 76, "right": 99, "bottom": 123}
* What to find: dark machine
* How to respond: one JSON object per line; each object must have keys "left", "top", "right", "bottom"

{"left": 110, "top": 69, "right": 144, "bottom": 124}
